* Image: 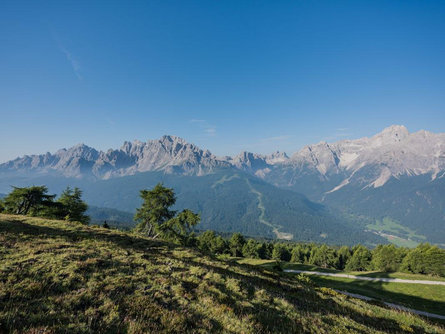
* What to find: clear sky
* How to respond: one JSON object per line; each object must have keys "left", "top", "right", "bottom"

{"left": 1, "top": 0, "right": 444, "bottom": 162}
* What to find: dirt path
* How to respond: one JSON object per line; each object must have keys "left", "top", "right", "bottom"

{"left": 283, "top": 269, "right": 445, "bottom": 285}
{"left": 335, "top": 289, "right": 445, "bottom": 320}
{"left": 284, "top": 269, "right": 445, "bottom": 320}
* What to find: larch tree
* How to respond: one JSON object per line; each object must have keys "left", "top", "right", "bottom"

{"left": 3, "top": 186, "right": 55, "bottom": 215}
{"left": 57, "top": 187, "right": 90, "bottom": 224}
{"left": 134, "top": 183, "right": 200, "bottom": 244}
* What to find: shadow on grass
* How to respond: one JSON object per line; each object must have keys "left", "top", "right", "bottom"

{"left": 0, "top": 217, "right": 172, "bottom": 253}
{"left": 176, "top": 257, "right": 435, "bottom": 333}
{"left": 355, "top": 271, "right": 445, "bottom": 282}
{"left": 356, "top": 272, "right": 395, "bottom": 279}
{"left": 0, "top": 217, "right": 442, "bottom": 333}
{"left": 282, "top": 263, "right": 339, "bottom": 273}
{"left": 311, "top": 275, "right": 445, "bottom": 318}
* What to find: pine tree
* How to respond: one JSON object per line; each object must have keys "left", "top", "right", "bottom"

{"left": 309, "top": 245, "right": 338, "bottom": 269}
{"left": 134, "top": 183, "right": 177, "bottom": 237}
{"left": 371, "top": 244, "right": 405, "bottom": 272}
{"left": 134, "top": 183, "right": 200, "bottom": 244}
{"left": 272, "top": 243, "right": 291, "bottom": 261}
{"left": 57, "top": 187, "right": 89, "bottom": 224}
{"left": 242, "top": 239, "right": 259, "bottom": 258}
{"left": 3, "top": 186, "right": 55, "bottom": 215}
{"left": 337, "top": 246, "right": 351, "bottom": 270}
{"left": 229, "top": 233, "right": 246, "bottom": 257}
{"left": 345, "top": 245, "right": 371, "bottom": 271}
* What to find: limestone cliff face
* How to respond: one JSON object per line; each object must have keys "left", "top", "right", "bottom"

{"left": 1, "top": 126, "right": 444, "bottom": 188}
{"left": 277, "top": 125, "right": 445, "bottom": 191}
{"left": 0, "top": 135, "right": 229, "bottom": 178}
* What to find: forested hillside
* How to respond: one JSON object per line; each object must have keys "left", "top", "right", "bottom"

{"left": 0, "top": 171, "right": 385, "bottom": 245}
{"left": 322, "top": 175, "right": 445, "bottom": 245}
{"left": 86, "top": 206, "right": 135, "bottom": 229}
{"left": 2, "top": 126, "right": 445, "bottom": 246}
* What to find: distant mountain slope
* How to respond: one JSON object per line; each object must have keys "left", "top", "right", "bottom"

{"left": 321, "top": 175, "right": 445, "bottom": 244}
{"left": 1, "top": 125, "right": 444, "bottom": 245}
{"left": 0, "top": 135, "right": 229, "bottom": 178}
{"left": 255, "top": 126, "right": 445, "bottom": 244}
{"left": 87, "top": 206, "right": 135, "bottom": 230}
{"left": 0, "top": 170, "right": 384, "bottom": 246}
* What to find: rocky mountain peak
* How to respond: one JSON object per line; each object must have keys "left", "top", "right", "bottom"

{"left": 373, "top": 125, "right": 409, "bottom": 144}
{"left": 65, "top": 143, "right": 99, "bottom": 158}
{"left": 159, "top": 135, "right": 187, "bottom": 144}
{"left": 235, "top": 151, "right": 256, "bottom": 160}
{"left": 1, "top": 126, "right": 444, "bottom": 185}
{"left": 265, "top": 151, "right": 289, "bottom": 164}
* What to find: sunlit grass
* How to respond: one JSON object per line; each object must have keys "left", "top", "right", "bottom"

{"left": 1, "top": 214, "right": 444, "bottom": 333}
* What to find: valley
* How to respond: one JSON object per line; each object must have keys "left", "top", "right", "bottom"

{"left": 246, "top": 179, "right": 293, "bottom": 240}
{"left": 1, "top": 125, "right": 444, "bottom": 246}
{"left": 2, "top": 2, "right": 444, "bottom": 332}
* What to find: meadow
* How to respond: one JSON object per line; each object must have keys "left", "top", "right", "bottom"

{"left": 1, "top": 214, "right": 444, "bottom": 333}
{"left": 242, "top": 260, "right": 445, "bottom": 318}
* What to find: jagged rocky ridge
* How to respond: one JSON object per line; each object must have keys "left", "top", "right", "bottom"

{"left": 2, "top": 126, "right": 445, "bottom": 190}
{"left": 0, "top": 136, "right": 230, "bottom": 178}
{"left": 232, "top": 125, "right": 445, "bottom": 194}
{"left": 282, "top": 125, "right": 445, "bottom": 191}
{"left": 2, "top": 125, "right": 445, "bottom": 244}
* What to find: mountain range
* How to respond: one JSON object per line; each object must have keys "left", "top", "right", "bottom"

{"left": 1, "top": 125, "right": 444, "bottom": 246}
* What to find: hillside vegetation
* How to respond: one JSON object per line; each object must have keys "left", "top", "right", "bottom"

{"left": 0, "top": 214, "right": 444, "bottom": 333}
{"left": 0, "top": 170, "right": 385, "bottom": 246}
{"left": 278, "top": 263, "right": 445, "bottom": 317}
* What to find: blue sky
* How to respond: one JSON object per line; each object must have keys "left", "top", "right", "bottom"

{"left": 1, "top": 0, "right": 444, "bottom": 162}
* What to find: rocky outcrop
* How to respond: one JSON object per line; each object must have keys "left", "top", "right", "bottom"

{"left": 0, "top": 135, "right": 230, "bottom": 178}
{"left": 1, "top": 126, "right": 444, "bottom": 187}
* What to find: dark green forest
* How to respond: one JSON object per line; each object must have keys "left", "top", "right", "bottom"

{"left": 0, "top": 170, "right": 386, "bottom": 245}
{"left": 1, "top": 184, "right": 443, "bottom": 278}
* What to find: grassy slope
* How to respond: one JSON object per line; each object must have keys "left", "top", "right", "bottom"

{"left": 307, "top": 276, "right": 445, "bottom": 317}
{"left": 0, "top": 215, "right": 444, "bottom": 334}
{"left": 282, "top": 263, "right": 445, "bottom": 282}
{"left": 279, "top": 263, "right": 445, "bottom": 316}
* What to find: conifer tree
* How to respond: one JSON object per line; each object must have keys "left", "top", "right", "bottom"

{"left": 57, "top": 187, "right": 89, "bottom": 224}
{"left": 345, "top": 245, "right": 371, "bottom": 271}
{"left": 3, "top": 186, "right": 55, "bottom": 215}
{"left": 134, "top": 183, "right": 200, "bottom": 244}
{"left": 229, "top": 233, "right": 246, "bottom": 257}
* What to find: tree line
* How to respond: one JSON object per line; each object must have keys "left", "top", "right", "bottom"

{"left": 0, "top": 183, "right": 200, "bottom": 246}
{"left": 0, "top": 186, "right": 89, "bottom": 224}
{"left": 195, "top": 231, "right": 445, "bottom": 277}
{"left": 131, "top": 183, "right": 445, "bottom": 277}
{"left": 1, "top": 183, "right": 444, "bottom": 277}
